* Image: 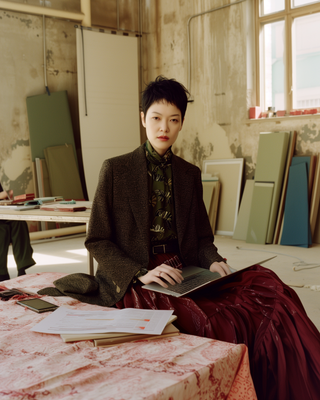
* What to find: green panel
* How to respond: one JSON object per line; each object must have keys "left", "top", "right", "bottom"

{"left": 254, "top": 131, "right": 290, "bottom": 243}
{"left": 26, "top": 91, "right": 77, "bottom": 163}
{"left": 44, "top": 145, "right": 84, "bottom": 201}
{"left": 280, "top": 163, "right": 312, "bottom": 248}
{"left": 233, "top": 179, "right": 254, "bottom": 241}
{"left": 246, "top": 183, "right": 274, "bottom": 244}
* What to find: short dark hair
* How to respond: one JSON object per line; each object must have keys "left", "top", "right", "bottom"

{"left": 141, "top": 76, "right": 190, "bottom": 120}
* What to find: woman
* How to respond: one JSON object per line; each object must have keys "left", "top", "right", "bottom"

{"left": 40, "top": 76, "right": 320, "bottom": 399}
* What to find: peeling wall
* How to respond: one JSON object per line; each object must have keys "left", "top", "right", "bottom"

{"left": 0, "top": 9, "right": 79, "bottom": 196}
{"left": 1, "top": 0, "right": 320, "bottom": 202}
{"left": 141, "top": 0, "right": 320, "bottom": 179}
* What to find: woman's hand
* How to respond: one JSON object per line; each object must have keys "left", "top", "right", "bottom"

{"left": 138, "top": 264, "right": 184, "bottom": 288}
{"left": 209, "top": 261, "right": 232, "bottom": 277}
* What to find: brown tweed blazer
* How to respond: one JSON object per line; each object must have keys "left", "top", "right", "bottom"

{"left": 38, "top": 144, "right": 224, "bottom": 306}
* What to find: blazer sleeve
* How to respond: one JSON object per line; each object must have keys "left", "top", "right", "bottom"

{"left": 85, "top": 159, "right": 144, "bottom": 305}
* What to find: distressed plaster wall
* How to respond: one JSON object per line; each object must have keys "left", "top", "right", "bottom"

{"left": 1, "top": 0, "right": 320, "bottom": 238}
{"left": 141, "top": 0, "right": 320, "bottom": 177}
{"left": 0, "top": 9, "right": 79, "bottom": 197}
{"left": 0, "top": 0, "right": 139, "bottom": 199}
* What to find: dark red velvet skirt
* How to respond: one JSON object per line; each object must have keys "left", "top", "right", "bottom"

{"left": 116, "top": 256, "right": 320, "bottom": 400}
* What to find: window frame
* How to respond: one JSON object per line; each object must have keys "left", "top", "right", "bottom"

{"left": 255, "top": 0, "right": 320, "bottom": 112}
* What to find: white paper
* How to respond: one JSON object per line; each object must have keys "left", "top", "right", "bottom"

{"left": 31, "top": 307, "right": 174, "bottom": 335}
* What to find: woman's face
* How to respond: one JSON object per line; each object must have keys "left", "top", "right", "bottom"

{"left": 141, "top": 101, "right": 184, "bottom": 156}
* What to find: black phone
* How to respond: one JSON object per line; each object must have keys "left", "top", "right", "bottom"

{"left": 0, "top": 288, "right": 27, "bottom": 300}
{"left": 17, "top": 298, "right": 59, "bottom": 313}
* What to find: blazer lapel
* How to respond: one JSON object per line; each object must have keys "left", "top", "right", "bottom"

{"left": 124, "top": 145, "right": 150, "bottom": 243}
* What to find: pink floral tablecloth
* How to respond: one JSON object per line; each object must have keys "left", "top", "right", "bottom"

{"left": 0, "top": 273, "right": 257, "bottom": 400}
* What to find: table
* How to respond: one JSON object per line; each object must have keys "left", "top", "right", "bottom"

{"left": 0, "top": 206, "right": 94, "bottom": 275}
{"left": 0, "top": 272, "right": 257, "bottom": 400}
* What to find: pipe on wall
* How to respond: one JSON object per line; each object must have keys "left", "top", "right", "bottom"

{"left": 80, "top": 0, "right": 91, "bottom": 27}
{"left": 0, "top": 0, "right": 85, "bottom": 22}
{"left": 187, "top": 0, "right": 248, "bottom": 99}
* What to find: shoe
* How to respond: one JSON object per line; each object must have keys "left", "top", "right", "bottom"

{"left": 0, "top": 273, "right": 10, "bottom": 282}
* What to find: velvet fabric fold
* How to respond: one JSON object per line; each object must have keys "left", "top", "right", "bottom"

{"left": 116, "top": 264, "right": 320, "bottom": 400}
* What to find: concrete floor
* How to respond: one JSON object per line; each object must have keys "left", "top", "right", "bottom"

{"left": 8, "top": 234, "right": 320, "bottom": 331}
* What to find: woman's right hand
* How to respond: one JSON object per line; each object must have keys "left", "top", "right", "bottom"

{"left": 138, "top": 264, "right": 184, "bottom": 288}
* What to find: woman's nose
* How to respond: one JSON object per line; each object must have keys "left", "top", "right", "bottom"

{"left": 160, "top": 120, "right": 169, "bottom": 132}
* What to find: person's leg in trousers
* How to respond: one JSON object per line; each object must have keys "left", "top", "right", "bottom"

{"left": 10, "top": 221, "right": 36, "bottom": 276}
{"left": 0, "top": 221, "right": 11, "bottom": 281}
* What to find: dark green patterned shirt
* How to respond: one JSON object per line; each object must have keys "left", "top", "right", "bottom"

{"left": 145, "top": 141, "right": 178, "bottom": 244}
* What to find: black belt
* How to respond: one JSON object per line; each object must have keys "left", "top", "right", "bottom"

{"left": 151, "top": 241, "right": 179, "bottom": 255}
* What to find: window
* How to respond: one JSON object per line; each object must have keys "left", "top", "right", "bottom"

{"left": 256, "top": 0, "right": 320, "bottom": 112}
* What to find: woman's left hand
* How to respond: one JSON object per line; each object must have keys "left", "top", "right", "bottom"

{"left": 209, "top": 261, "right": 232, "bottom": 277}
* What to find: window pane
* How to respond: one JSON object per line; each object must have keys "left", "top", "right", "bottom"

{"left": 292, "top": 0, "right": 320, "bottom": 8}
{"left": 292, "top": 13, "right": 320, "bottom": 109}
{"left": 261, "top": 0, "right": 285, "bottom": 16}
{"left": 261, "top": 20, "right": 285, "bottom": 110}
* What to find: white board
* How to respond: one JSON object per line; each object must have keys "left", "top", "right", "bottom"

{"left": 76, "top": 28, "right": 140, "bottom": 200}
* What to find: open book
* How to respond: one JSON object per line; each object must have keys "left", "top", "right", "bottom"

{"left": 60, "top": 315, "right": 179, "bottom": 347}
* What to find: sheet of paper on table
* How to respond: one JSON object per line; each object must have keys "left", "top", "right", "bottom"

{"left": 31, "top": 307, "right": 174, "bottom": 335}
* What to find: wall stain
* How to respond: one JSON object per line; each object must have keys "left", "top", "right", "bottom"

{"left": 300, "top": 124, "right": 319, "bottom": 142}
{"left": 11, "top": 139, "right": 29, "bottom": 150}
{"left": 30, "top": 67, "right": 38, "bottom": 79}
{"left": 46, "top": 49, "right": 54, "bottom": 66}
{"left": 175, "top": 133, "right": 213, "bottom": 168}
{"left": 230, "top": 143, "right": 242, "bottom": 158}
{"left": 230, "top": 143, "right": 254, "bottom": 180}
{"left": 48, "top": 69, "right": 60, "bottom": 76}
{"left": 20, "top": 18, "right": 32, "bottom": 28}
{"left": 62, "top": 31, "right": 68, "bottom": 38}
{"left": 0, "top": 168, "right": 33, "bottom": 195}
{"left": 296, "top": 123, "right": 320, "bottom": 154}
{"left": 164, "top": 11, "right": 176, "bottom": 25}
{"left": 11, "top": 108, "right": 20, "bottom": 131}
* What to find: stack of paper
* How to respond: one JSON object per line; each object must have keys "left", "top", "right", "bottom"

{"left": 62, "top": 316, "right": 179, "bottom": 347}
{"left": 31, "top": 307, "right": 179, "bottom": 347}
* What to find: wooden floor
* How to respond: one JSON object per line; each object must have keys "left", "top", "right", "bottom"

{"left": 8, "top": 234, "right": 320, "bottom": 331}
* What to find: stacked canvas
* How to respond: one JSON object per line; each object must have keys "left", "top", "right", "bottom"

{"left": 232, "top": 129, "right": 320, "bottom": 246}
{"left": 246, "top": 132, "right": 290, "bottom": 244}
{"left": 202, "top": 177, "right": 221, "bottom": 234}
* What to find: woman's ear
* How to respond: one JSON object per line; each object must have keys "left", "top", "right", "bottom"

{"left": 140, "top": 112, "right": 146, "bottom": 128}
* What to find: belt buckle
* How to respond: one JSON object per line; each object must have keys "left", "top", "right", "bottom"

{"left": 152, "top": 244, "right": 166, "bottom": 254}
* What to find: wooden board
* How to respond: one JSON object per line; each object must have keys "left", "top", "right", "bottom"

{"left": 273, "top": 131, "right": 297, "bottom": 244}
{"left": 246, "top": 182, "right": 274, "bottom": 244}
{"left": 233, "top": 179, "right": 254, "bottom": 241}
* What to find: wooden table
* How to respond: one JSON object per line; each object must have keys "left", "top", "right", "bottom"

{"left": 0, "top": 207, "right": 95, "bottom": 275}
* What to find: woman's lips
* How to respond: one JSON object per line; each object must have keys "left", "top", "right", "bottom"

{"left": 158, "top": 136, "right": 169, "bottom": 140}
